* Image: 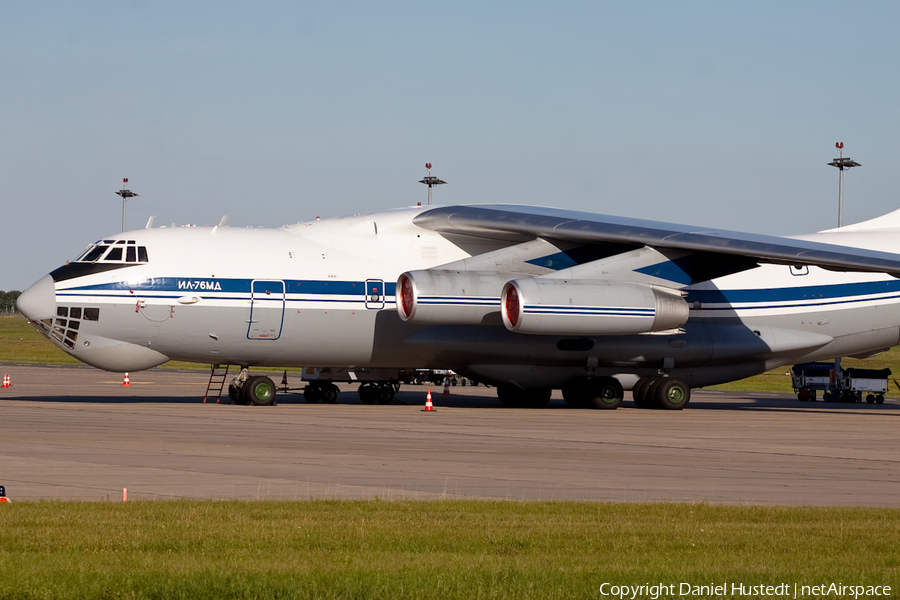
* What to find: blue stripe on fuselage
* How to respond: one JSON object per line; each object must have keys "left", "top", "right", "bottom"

{"left": 59, "top": 278, "right": 397, "bottom": 296}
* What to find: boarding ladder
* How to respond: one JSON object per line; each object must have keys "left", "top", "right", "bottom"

{"left": 203, "top": 364, "right": 230, "bottom": 403}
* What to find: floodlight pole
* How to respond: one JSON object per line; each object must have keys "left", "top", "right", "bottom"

{"left": 419, "top": 163, "right": 446, "bottom": 205}
{"left": 115, "top": 178, "right": 139, "bottom": 232}
{"left": 828, "top": 143, "right": 861, "bottom": 228}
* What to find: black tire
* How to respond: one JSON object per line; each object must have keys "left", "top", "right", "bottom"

{"left": 245, "top": 376, "right": 277, "bottom": 406}
{"left": 358, "top": 383, "right": 376, "bottom": 404}
{"left": 321, "top": 384, "right": 339, "bottom": 404}
{"left": 497, "top": 384, "right": 518, "bottom": 406}
{"left": 585, "top": 377, "right": 623, "bottom": 410}
{"left": 562, "top": 378, "right": 590, "bottom": 408}
{"left": 375, "top": 383, "right": 394, "bottom": 405}
{"left": 631, "top": 378, "right": 653, "bottom": 408}
{"left": 523, "top": 387, "right": 552, "bottom": 408}
{"left": 876, "top": 394, "right": 885, "bottom": 404}
{"left": 866, "top": 394, "right": 876, "bottom": 404}
{"left": 655, "top": 378, "right": 690, "bottom": 410}
{"left": 303, "top": 386, "right": 321, "bottom": 403}
{"left": 228, "top": 383, "right": 247, "bottom": 405}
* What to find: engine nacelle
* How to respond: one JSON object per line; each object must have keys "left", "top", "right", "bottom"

{"left": 397, "top": 270, "right": 509, "bottom": 325}
{"left": 501, "top": 278, "right": 689, "bottom": 335}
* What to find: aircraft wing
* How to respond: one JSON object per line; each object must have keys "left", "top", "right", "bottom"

{"left": 414, "top": 204, "right": 900, "bottom": 278}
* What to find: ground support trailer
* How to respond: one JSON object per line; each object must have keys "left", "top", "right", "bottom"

{"left": 791, "top": 362, "right": 890, "bottom": 404}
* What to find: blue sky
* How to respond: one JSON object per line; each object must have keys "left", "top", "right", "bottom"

{"left": 3, "top": 1, "right": 899, "bottom": 289}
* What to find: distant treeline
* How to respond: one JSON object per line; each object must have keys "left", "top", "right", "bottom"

{"left": 0, "top": 290, "right": 21, "bottom": 314}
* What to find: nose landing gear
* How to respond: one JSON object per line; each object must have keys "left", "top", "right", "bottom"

{"left": 227, "top": 368, "right": 277, "bottom": 406}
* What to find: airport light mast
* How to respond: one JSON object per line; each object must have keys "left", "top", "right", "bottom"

{"left": 115, "top": 178, "right": 139, "bottom": 232}
{"left": 828, "top": 142, "right": 861, "bottom": 228}
{"left": 419, "top": 163, "right": 446, "bottom": 205}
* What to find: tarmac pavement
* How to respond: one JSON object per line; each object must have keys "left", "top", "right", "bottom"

{"left": 1, "top": 364, "right": 899, "bottom": 505}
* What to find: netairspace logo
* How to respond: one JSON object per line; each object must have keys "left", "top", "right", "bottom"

{"left": 598, "top": 582, "right": 892, "bottom": 599}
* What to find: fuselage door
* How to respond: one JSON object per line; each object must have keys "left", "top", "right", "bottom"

{"left": 365, "top": 279, "right": 385, "bottom": 310}
{"left": 247, "top": 279, "right": 286, "bottom": 340}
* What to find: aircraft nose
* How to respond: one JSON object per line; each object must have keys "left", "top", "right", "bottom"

{"left": 17, "top": 274, "right": 57, "bottom": 321}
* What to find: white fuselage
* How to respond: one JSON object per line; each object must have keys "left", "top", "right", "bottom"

{"left": 17, "top": 205, "right": 900, "bottom": 389}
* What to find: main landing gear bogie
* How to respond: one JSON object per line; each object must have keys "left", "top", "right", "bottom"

{"left": 630, "top": 376, "right": 691, "bottom": 410}
{"left": 561, "top": 376, "right": 625, "bottom": 410}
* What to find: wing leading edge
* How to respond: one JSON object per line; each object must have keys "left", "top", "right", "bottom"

{"left": 414, "top": 205, "right": 900, "bottom": 278}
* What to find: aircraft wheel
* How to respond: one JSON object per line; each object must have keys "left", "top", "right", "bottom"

{"left": 497, "top": 385, "right": 518, "bottom": 406}
{"left": 866, "top": 394, "right": 876, "bottom": 404}
{"left": 562, "top": 378, "right": 590, "bottom": 408}
{"left": 375, "top": 383, "right": 394, "bottom": 405}
{"left": 876, "top": 394, "right": 885, "bottom": 404}
{"left": 585, "top": 376, "right": 623, "bottom": 410}
{"left": 245, "top": 376, "right": 277, "bottom": 406}
{"left": 229, "top": 383, "right": 247, "bottom": 405}
{"left": 631, "top": 378, "right": 653, "bottom": 408}
{"left": 656, "top": 378, "right": 690, "bottom": 410}
{"left": 523, "top": 387, "right": 552, "bottom": 408}
{"left": 642, "top": 378, "right": 664, "bottom": 409}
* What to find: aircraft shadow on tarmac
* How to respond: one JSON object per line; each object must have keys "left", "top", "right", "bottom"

{"left": 7, "top": 389, "right": 899, "bottom": 413}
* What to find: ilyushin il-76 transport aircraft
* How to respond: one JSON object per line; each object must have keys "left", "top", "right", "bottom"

{"left": 17, "top": 203, "right": 900, "bottom": 410}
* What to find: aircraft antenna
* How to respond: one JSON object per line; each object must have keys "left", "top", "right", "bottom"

{"left": 115, "top": 178, "right": 139, "bottom": 232}
{"left": 419, "top": 163, "right": 446, "bottom": 206}
{"left": 828, "top": 142, "right": 861, "bottom": 228}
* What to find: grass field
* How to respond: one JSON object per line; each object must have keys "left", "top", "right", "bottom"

{"left": 1, "top": 314, "right": 899, "bottom": 395}
{"left": 0, "top": 500, "right": 897, "bottom": 600}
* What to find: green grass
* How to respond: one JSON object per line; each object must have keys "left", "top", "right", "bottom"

{"left": 3, "top": 315, "right": 899, "bottom": 394}
{"left": 0, "top": 500, "right": 897, "bottom": 599}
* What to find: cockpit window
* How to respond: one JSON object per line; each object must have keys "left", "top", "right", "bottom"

{"left": 82, "top": 245, "right": 108, "bottom": 262}
{"left": 74, "top": 241, "right": 149, "bottom": 263}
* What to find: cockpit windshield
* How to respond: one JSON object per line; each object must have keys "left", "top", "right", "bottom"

{"left": 76, "top": 241, "right": 149, "bottom": 263}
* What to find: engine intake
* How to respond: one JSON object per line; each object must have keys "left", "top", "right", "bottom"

{"left": 397, "top": 270, "right": 509, "bottom": 325}
{"left": 501, "top": 278, "right": 689, "bottom": 335}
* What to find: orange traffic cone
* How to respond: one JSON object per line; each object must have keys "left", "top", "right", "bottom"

{"left": 1, "top": 374, "right": 9, "bottom": 388}
{"left": 422, "top": 389, "right": 435, "bottom": 412}
{"left": 0, "top": 485, "right": 9, "bottom": 503}
{"left": 122, "top": 373, "right": 131, "bottom": 387}
{"left": 443, "top": 377, "right": 450, "bottom": 396}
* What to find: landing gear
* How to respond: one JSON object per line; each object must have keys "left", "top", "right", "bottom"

{"left": 631, "top": 377, "right": 655, "bottom": 408}
{"left": 584, "top": 377, "right": 624, "bottom": 409}
{"left": 243, "top": 376, "right": 277, "bottom": 406}
{"left": 630, "top": 377, "right": 691, "bottom": 410}
{"left": 304, "top": 382, "right": 339, "bottom": 404}
{"left": 655, "top": 378, "right": 690, "bottom": 410}
{"left": 562, "top": 378, "right": 591, "bottom": 408}
{"left": 562, "top": 377, "right": 624, "bottom": 409}
{"left": 497, "top": 385, "right": 551, "bottom": 408}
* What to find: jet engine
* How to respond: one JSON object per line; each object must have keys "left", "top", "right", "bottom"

{"left": 500, "top": 278, "right": 689, "bottom": 335}
{"left": 396, "top": 270, "right": 508, "bottom": 325}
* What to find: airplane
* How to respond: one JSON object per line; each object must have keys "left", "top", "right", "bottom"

{"left": 16, "top": 203, "right": 900, "bottom": 410}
